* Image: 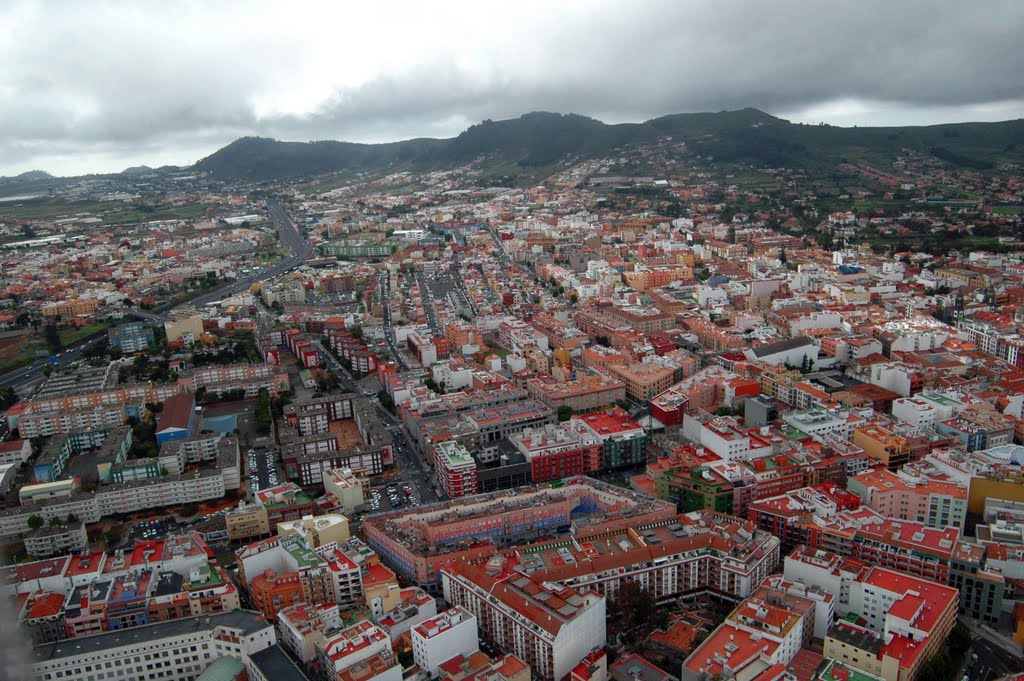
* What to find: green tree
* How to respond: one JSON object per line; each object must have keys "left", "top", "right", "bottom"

{"left": 947, "top": 625, "right": 972, "bottom": 658}
{"left": 255, "top": 387, "right": 273, "bottom": 436}
{"left": 43, "top": 323, "right": 61, "bottom": 352}
{"left": 0, "top": 387, "right": 16, "bottom": 410}
{"left": 102, "top": 529, "right": 120, "bottom": 544}
{"left": 557, "top": 406, "right": 574, "bottom": 422}
{"left": 27, "top": 515, "right": 44, "bottom": 530}
{"left": 48, "top": 516, "right": 62, "bottom": 527}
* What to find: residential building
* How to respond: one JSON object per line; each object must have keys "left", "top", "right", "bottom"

{"left": 315, "top": 620, "right": 399, "bottom": 681}
{"left": 108, "top": 322, "right": 155, "bottom": 353}
{"left": 567, "top": 408, "right": 646, "bottom": 471}
{"left": 823, "top": 567, "right": 958, "bottom": 681}
{"left": 411, "top": 607, "right": 479, "bottom": 677}
{"left": 31, "top": 610, "right": 278, "bottom": 681}
{"left": 434, "top": 440, "right": 478, "bottom": 498}
{"left": 847, "top": 468, "right": 967, "bottom": 531}
{"left": 526, "top": 374, "right": 626, "bottom": 413}
{"left": 277, "top": 602, "right": 344, "bottom": 664}
{"left": 443, "top": 563, "right": 606, "bottom": 681}
{"left": 164, "top": 306, "right": 205, "bottom": 345}
{"left": 363, "top": 478, "right": 675, "bottom": 592}
{"left": 323, "top": 467, "right": 367, "bottom": 515}
{"left": 509, "top": 424, "right": 585, "bottom": 483}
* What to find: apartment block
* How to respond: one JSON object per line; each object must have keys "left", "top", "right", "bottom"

{"left": 443, "top": 563, "right": 606, "bottom": 681}
{"left": 509, "top": 424, "right": 586, "bottom": 483}
{"left": 567, "top": 407, "right": 646, "bottom": 471}
{"left": 411, "top": 607, "right": 479, "bottom": 677}
{"left": 526, "top": 374, "right": 626, "bottom": 413}
{"left": 31, "top": 610, "right": 278, "bottom": 681}
{"left": 847, "top": 467, "right": 967, "bottom": 531}
{"left": 823, "top": 567, "right": 958, "bottom": 681}
{"left": 434, "top": 439, "right": 478, "bottom": 498}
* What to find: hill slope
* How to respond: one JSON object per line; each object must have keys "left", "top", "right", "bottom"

{"left": 192, "top": 109, "right": 1024, "bottom": 180}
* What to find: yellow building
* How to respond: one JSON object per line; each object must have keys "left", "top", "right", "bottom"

{"left": 164, "top": 306, "right": 204, "bottom": 344}
{"left": 968, "top": 470, "right": 1024, "bottom": 514}
{"left": 225, "top": 501, "right": 271, "bottom": 541}
{"left": 363, "top": 555, "right": 402, "bottom": 617}
{"left": 323, "top": 467, "right": 367, "bottom": 515}
{"left": 606, "top": 360, "right": 677, "bottom": 402}
{"left": 851, "top": 424, "right": 909, "bottom": 471}
{"left": 42, "top": 298, "right": 100, "bottom": 317}
{"left": 277, "top": 513, "right": 350, "bottom": 549}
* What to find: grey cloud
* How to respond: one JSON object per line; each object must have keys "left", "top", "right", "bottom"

{"left": 1, "top": 0, "right": 1023, "bottom": 174}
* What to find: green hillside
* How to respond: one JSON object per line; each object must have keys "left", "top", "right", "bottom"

{"left": 190, "top": 109, "right": 1024, "bottom": 181}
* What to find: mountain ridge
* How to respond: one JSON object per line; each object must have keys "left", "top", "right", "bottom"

{"left": 192, "top": 108, "right": 1024, "bottom": 181}
{"left": 4, "top": 108, "right": 1024, "bottom": 185}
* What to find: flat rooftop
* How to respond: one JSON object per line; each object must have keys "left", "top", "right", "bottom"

{"left": 32, "top": 609, "right": 269, "bottom": 662}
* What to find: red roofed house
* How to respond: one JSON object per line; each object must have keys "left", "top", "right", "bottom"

{"left": 823, "top": 567, "right": 958, "bottom": 681}
{"left": 442, "top": 562, "right": 606, "bottom": 681}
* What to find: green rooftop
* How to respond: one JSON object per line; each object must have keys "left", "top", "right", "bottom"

{"left": 436, "top": 440, "right": 473, "bottom": 465}
{"left": 262, "top": 490, "right": 313, "bottom": 510}
{"left": 281, "top": 534, "right": 325, "bottom": 569}
{"left": 196, "top": 655, "right": 246, "bottom": 681}
{"left": 781, "top": 425, "right": 811, "bottom": 441}
{"left": 189, "top": 564, "right": 224, "bottom": 588}
{"left": 922, "top": 392, "right": 958, "bottom": 406}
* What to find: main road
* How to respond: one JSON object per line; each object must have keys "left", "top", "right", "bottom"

{"left": 189, "top": 200, "right": 311, "bottom": 308}
{"left": 0, "top": 200, "right": 311, "bottom": 390}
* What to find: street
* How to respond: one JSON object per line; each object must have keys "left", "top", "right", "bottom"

{"left": 189, "top": 199, "right": 311, "bottom": 308}
{"left": 0, "top": 335, "right": 107, "bottom": 389}
{"left": 379, "top": 272, "right": 409, "bottom": 370}
{"left": 959, "top": 617, "right": 1024, "bottom": 681}
{"left": 312, "top": 335, "right": 438, "bottom": 503}
{"left": 0, "top": 199, "right": 310, "bottom": 390}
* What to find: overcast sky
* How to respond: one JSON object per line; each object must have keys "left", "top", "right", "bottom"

{"left": 2, "top": 0, "right": 1022, "bottom": 176}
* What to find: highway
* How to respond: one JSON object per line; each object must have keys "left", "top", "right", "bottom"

{"left": 189, "top": 200, "right": 311, "bottom": 308}
{"left": 0, "top": 335, "right": 107, "bottom": 390}
{"left": 0, "top": 200, "right": 310, "bottom": 391}
{"left": 125, "top": 309, "right": 170, "bottom": 324}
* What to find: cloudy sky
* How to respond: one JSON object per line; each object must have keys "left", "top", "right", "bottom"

{"left": 2, "top": 0, "right": 1022, "bottom": 176}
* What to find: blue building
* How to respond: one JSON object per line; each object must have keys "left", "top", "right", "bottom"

{"left": 108, "top": 322, "right": 155, "bottom": 353}
{"left": 155, "top": 393, "right": 197, "bottom": 447}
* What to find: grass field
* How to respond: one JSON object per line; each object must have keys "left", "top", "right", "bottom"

{"left": 102, "top": 202, "right": 213, "bottom": 225}
{"left": 0, "top": 348, "right": 43, "bottom": 373}
{"left": 992, "top": 205, "right": 1024, "bottom": 215}
{"left": 0, "top": 197, "right": 214, "bottom": 226}
{"left": 58, "top": 322, "right": 110, "bottom": 348}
